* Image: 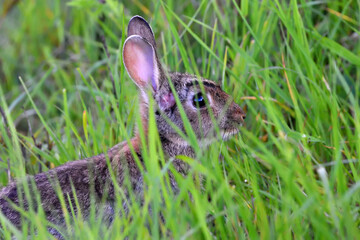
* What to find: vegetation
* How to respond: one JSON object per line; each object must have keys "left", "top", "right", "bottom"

{"left": 0, "top": 0, "right": 359, "bottom": 239}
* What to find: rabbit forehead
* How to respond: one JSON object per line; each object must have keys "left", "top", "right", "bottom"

{"left": 170, "top": 73, "right": 230, "bottom": 99}
{"left": 168, "top": 72, "right": 222, "bottom": 98}
{"left": 170, "top": 72, "right": 219, "bottom": 87}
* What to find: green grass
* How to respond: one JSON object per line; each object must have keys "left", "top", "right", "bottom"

{"left": 1, "top": 0, "right": 360, "bottom": 239}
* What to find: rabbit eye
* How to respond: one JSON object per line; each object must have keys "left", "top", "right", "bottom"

{"left": 192, "top": 93, "right": 206, "bottom": 108}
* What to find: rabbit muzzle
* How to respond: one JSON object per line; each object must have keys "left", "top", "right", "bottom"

{"left": 218, "top": 101, "right": 245, "bottom": 139}
{"left": 227, "top": 101, "right": 246, "bottom": 125}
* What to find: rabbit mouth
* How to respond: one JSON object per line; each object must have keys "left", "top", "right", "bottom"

{"left": 221, "top": 128, "right": 240, "bottom": 140}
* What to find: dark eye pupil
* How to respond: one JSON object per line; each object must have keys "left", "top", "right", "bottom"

{"left": 192, "top": 93, "right": 206, "bottom": 108}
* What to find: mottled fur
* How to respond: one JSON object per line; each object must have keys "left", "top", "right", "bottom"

{"left": 0, "top": 16, "right": 245, "bottom": 237}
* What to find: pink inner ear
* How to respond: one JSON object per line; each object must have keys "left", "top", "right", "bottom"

{"left": 159, "top": 92, "right": 175, "bottom": 110}
{"left": 123, "top": 37, "right": 157, "bottom": 90}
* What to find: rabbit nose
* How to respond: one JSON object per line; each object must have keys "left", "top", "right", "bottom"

{"left": 240, "top": 113, "right": 246, "bottom": 121}
{"left": 236, "top": 111, "right": 246, "bottom": 123}
{"left": 229, "top": 102, "right": 246, "bottom": 124}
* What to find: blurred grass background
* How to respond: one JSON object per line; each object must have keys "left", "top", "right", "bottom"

{"left": 0, "top": 0, "right": 360, "bottom": 239}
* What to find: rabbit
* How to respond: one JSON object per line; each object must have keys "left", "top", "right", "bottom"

{"left": 0, "top": 15, "right": 246, "bottom": 238}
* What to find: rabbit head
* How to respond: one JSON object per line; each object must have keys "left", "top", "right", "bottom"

{"left": 123, "top": 16, "right": 245, "bottom": 147}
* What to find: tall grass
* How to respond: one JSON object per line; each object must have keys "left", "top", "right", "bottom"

{"left": 0, "top": 0, "right": 359, "bottom": 239}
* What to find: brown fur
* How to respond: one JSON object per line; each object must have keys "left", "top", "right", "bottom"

{"left": 0, "top": 15, "right": 245, "bottom": 238}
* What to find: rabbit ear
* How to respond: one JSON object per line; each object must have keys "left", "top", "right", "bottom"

{"left": 123, "top": 35, "right": 159, "bottom": 91}
{"left": 127, "top": 15, "right": 157, "bottom": 48}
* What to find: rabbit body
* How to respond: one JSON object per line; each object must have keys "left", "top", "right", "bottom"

{"left": 0, "top": 16, "right": 245, "bottom": 236}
